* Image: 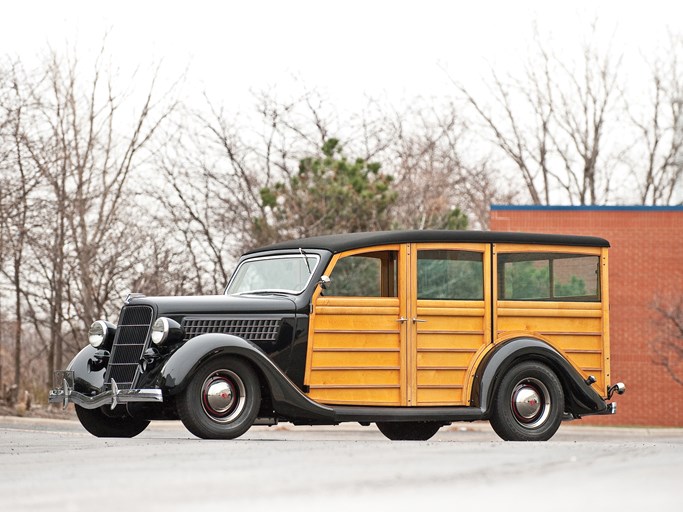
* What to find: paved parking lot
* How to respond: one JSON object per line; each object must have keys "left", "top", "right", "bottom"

{"left": 1, "top": 416, "right": 681, "bottom": 511}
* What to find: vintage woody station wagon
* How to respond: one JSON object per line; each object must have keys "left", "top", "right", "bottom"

{"left": 50, "top": 230, "right": 625, "bottom": 441}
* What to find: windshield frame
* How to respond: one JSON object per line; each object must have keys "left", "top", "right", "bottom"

{"left": 225, "top": 253, "right": 321, "bottom": 296}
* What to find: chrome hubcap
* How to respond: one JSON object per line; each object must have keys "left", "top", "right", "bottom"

{"left": 511, "top": 378, "right": 551, "bottom": 429}
{"left": 206, "top": 379, "right": 235, "bottom": 414}
{"left": 201, "top": 370, "right": 246, "bottom": 423}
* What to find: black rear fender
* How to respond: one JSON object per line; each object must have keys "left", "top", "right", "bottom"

{"left": 472, "top": 337, "right": 607, "bottom": 417}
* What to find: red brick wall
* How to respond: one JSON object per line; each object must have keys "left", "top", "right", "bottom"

{"left": 490, "top": 206, "right": 683, "bottom": 427}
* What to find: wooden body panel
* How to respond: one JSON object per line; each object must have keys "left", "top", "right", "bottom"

{"left": 306, "top": 296, "right": 404, "bottom": 405}
{"left": 304, "top": 241, "right": 610, "bottom": 405}
{"left": 493, "top": 245, "right": 610, "bottom": 396}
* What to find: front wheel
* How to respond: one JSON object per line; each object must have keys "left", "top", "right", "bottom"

{"left": 177, "top": 356, "right": 261, "bottom": 439}
{"left": 75, "top": 405, "right": 150, "bottom": 438}
{"left": 376, "top": 421, "right": 442, "bottom": 441}
{"left": 489, "top": 361, "right": 564, "bottom": 441}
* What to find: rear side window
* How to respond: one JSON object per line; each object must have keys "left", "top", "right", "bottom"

{"left": 498, "top": 252, "right": 600, "bottom": 302}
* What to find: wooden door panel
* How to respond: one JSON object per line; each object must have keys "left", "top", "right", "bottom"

{"left": 306, "top": 299, "right": 403, "bottom": 405}
{"left": 411, "top": 244, "right": 491, "bottom": 406}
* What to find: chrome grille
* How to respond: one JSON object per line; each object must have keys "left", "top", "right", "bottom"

{"left": 104, "top": 305, "right": 153, "bottom": 390}
{"left": 182, "top": 318, "right": 281, "bottom": 342}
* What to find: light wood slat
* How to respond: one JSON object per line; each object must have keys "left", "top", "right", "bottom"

{"left": 416, "top": 348, "right": 478, "bottom": 353}
{"left": 312, "top": 347, "right": 400, "bottom": 353}
{"left": 309, "top": 384, "right": 401, "bottom": 389}
{"left": 416, "top": 366, "right": 469, "bottom": 370}
{"left": 314, "top": 329, "right": 401, "bottom": 334}
{"left": 312, "top": 366, "right": 400, "bottom": 371}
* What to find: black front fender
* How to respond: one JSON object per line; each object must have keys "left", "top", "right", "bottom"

{"left": 159, "top": 333, "right": 335, "bottom": 422}
{"left": 66, "top": 345, "right": 107, "bottom": 395}
{"left": 472, "top": 337, "right": 608, "bottom": 416}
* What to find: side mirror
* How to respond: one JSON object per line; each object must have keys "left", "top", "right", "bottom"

{"left": 318, "top": 275, "right": 331, "bottom": 290}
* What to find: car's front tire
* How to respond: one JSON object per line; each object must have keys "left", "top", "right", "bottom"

{"left": 489, "top": 361, "right": 564, "bottom": 441}
{"left": 177, "top": 356, "right": 261, "bottom": 439}
{"left": 75, "top": 405, "right": 150, "bottom": 438}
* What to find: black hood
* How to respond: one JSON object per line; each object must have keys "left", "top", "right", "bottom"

{"left": 128, "top": 294, "right": 297, "bottom": 317}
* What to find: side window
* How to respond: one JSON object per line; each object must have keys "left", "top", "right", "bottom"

{"left": 498, "top": 252, "right": 600, "bottom": 302}
{"left": 325, "top": 250, "right": 398, "bottom": 297}
{"left": 417, "top": 250, "right": 484, "bottom": 300}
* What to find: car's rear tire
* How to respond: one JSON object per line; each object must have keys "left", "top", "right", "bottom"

{"left": 177, "top": 356, "right": 261, "bottom": 439}
{"left": 75, "top": 405, "right": 150, "bottom": 438}
{"left": 376, "top": 421, "right": 442, "bottom": 441}
{"left": 489, "top": 361, "right": 564, "bottom": 441}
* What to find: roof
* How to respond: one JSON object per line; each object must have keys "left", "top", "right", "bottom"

{"left": 247, "top": 230, "right": 610, "bottom": 255}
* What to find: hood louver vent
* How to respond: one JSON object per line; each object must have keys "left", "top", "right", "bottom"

{"left": 181, "top": 318, "right": 281, "bottom": 343}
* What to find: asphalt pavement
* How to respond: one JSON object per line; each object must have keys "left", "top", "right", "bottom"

{"left": 1, "top": 416, "right": 681, "bottom": 512}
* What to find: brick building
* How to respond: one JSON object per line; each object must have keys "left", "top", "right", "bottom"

{"left": 490, "top": 205, "right": 683, "bottom": 427}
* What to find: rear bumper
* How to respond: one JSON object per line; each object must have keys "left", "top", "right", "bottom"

{"left": 564, "top": 401, "right": 617, "bottom": 421}
{"left": 593, "top": 401, "right": 618, "bottom": 415}
{"left": 49, "top": 371, "right": 163, "bottom": 410}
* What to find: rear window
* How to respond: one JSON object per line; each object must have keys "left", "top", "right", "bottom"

{"left": 498, "top": 252, "right": 600, "bottom": 302}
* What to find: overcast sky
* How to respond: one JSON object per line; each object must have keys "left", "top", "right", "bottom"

{"left": 2, "top": 0, "right": 681, "bottom": 113}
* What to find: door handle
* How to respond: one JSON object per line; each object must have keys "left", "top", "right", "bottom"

{"left": 397, "top": 317, "right": 408, "bottom": 323}
{"left": 412, "top": 318, "right": 427, "bottom": 323}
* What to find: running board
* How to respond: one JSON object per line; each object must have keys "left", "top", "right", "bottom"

{"left": 331, "top": 406, "right": 485, "bottom": 423}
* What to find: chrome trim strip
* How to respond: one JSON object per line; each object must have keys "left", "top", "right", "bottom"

{"left": 110, "top": 379, "right": 120, "bottom": 410}
{"left": 49, "top": 386, "right": 163, "bottom": 410}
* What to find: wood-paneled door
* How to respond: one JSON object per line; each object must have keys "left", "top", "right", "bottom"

{"left": 408, "top": 243, "right": 491, "bottom": 405}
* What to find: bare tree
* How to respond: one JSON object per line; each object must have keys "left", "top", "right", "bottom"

{"left": 0, "top": 61, "right": 42, "bottom": 389}
{"left": 0, "top": 62, "right": 12, "bottom": 389}
{"left": 386, "top": 100, "right": 514, "bottom": 229}
{"left": 456, "top": 25, "right": 621, "bottom": 205}
{"left": 156, "top": 90, "right": 513, "bottom": 300}
{"left": 652, "top": 298, "right": 683, "bottom": 387}
{"left": 0, "top": 46, "right": 178, "bottom": 390}
{"left": 152, "top": 91, "right": 335, "bottom": 293}
{"left": 628, "top": 34, "right": 683, "bottom": 205}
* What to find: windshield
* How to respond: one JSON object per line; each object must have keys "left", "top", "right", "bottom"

{"left": 226, "top": 254, "right": 320, "bottom": 295}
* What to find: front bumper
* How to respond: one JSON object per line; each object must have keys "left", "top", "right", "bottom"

{"left": 49, "top": 371, "right": 163, "bottom": 410}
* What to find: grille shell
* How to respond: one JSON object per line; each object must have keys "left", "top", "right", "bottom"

{"left": 104, "top": 305, "right": 154, "bottom": 390}
{"left": 182, "top": 318, "right": 281, "bottom": 343}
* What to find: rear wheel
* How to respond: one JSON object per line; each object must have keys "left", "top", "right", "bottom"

{"left": 177, "top": 356, "right": 261, "bottom": 439}
{"left": 75, "top": 405, "right": 150, "bottom": 438}
{"left": 376, "top": 421, "right": 442, "bottom": 441}
{"left": 489, "top": 361, "right": 564, "bottom": 441}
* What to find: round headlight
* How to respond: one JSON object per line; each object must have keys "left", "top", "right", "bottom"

{"left": 151, "top": 317, "right": 183, "bottom": 346}
{"left": 151, "top": 317, "right": 170, "bottom": 345}
{"left": 89, "top": 320, "right": 108, "bottom": 348}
